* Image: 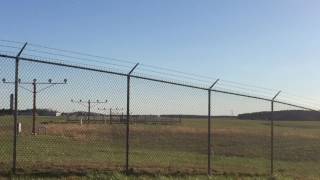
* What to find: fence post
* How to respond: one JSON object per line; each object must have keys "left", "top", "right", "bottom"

{"left": 12, "top": 42, "right": 27, "bottom": 174}
{"left": 88, "top": 100, "right": 91, "bottom": 123}
{"left": 125, "top": 63, "right": 139, "bottom": 173}
{"left": 208, "top": 79, "right": 219, "bottom": 176}
{"left": 109, "top": 108, "right": 112, "bottom": 124}
{"left": 32, "top": 81, "right": 36, "bottom": 134}
{"left": 270, "top": 91, "right": 281, "bottom": 177}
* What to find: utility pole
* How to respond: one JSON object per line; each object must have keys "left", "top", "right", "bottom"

{"left": 2, "top": 78, "right": 67, "bottom": 135}
{"left": 71, "top": 99, "right": 107, "bottom": 124}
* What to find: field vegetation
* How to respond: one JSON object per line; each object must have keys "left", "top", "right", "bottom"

{"left": 1, "top": 115, "right": 320, "bottom": 179}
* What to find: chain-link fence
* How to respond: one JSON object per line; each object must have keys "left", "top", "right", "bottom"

{"left": 274, "top": 104, "right": 320, "bottom": 178}
{"left": 0, "top": 56, "right": 15, "bottom": 174}
{"left": 0, "top": 43, "right": 319, "bottom": 179}
{"left": 130, "top": 78, "right": 208, "bottom": 174}
{"left": 212, "top": 93, "right": 270, "bottom": 176}
{"left": 14, "top": 59, "right": 127, "bottom": 174}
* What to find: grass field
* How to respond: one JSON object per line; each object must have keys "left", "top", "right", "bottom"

{"left": 1, "top": 115, "right": 320, "bottom": 179}
{"left": 0, "top": 172, "right": 298, "bottom": 180}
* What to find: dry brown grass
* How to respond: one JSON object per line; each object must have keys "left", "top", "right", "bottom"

{"left": 45, "top": 124, "right": 110, "bottom": 140}
{"left": 45, "top": 123, "right": 264, "bottom": 136}
{"left": 278, "top": 131, "right": 320, "bottom": 139}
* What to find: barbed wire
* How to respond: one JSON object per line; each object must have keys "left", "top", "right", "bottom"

{"left": 0, "top": 50, "right": 19, "bottom": 56}
{"left": 217, "top": 82, "right": 277, "bottom": 97}
{"left": 0, "top": 41, "right": 295, "bottom": 93}
{"left": 132, "top": 71, "right": 209, "bottom": 89}
{"left": 0, "top": 44, "right": 21, "bottom": 50}
{"left": 0, "top": 40, "right": 283, "bottom": 93}
{"left": 27, "top": 43, "right": 137, "bottom": 65}
{"left": 0, "top": 39, "right": 25, "bottom": 45}
{"left": 135, "top": 67, "right": 215, "bottom": 84}
{"left": 0, "top": 40, "right": 319, "bottom": 110}
{"left": 24, "top": 48, "right": 134, "bottom": 69}
{"left": 21, "top": 53, "right": 130, "bottom": 75}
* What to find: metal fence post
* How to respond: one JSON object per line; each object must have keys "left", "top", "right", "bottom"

{"left": 32, "top": 82, "right": 36, "bottom": 134}
{"left": 12, "top": 42, "right": 27, "bottom": 174}
{"left": 109, "top": 108, "right": 112, "bottom": 124}
{"left": 126, "top": 63, "right": 139, "bottom": 173}
{"left": 208, "top": 79, "right": 219, "bottom": 176}
{"left": 0, "top": 43, "right": 318, "bottom": 177}
{"left": 88, "top": 100, "right": 91, "bottom": 123}
{"left": 270, "top": 91, "right": 281, "bottom": 177}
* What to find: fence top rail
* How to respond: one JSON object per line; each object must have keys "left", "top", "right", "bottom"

{"left": 0, "top": 53, "right": 318, "bottom": 112}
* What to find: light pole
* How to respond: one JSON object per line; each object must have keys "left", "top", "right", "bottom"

{"left": 97, "top": 107, "right": 124, "bottom": 124}
{"left": 2, "top": 78, "right": 67, "bottom": 135}
{"left": 115, "top": 107, "right": 125, "bottom": 122}
{"left": 97, "top": 107, "right": 111, "bottom": 124}
{"left": 113, "top": 107, "right": 124, "bottom": 123}
{"left": 71, "top": 99, "right": 108, "bottom": 123}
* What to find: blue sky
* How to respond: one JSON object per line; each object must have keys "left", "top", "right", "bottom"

{"left": 1, "top": 0, "right": 320, "bottom": 113}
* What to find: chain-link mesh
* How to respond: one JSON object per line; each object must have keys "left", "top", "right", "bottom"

{"left": 212, "top": 92, "right": 270, "bottom": 176}
{"left": 1, "top": 54, "right": 319, "bottom": 178}
{"left": 14, "top": 59, "right": 127, "bottom": 174}
{"left": 274, "top": 103, "right": 320, "bottom": 179}
{"left": 130, "top": 77, "right": 208, "bottom": 174}
{"left": 0, "top": 57, "right": 15, "bottom": 175}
